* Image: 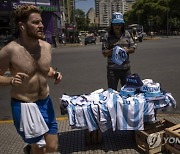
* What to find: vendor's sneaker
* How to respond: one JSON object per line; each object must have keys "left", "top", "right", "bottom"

{"left": 23, "top": 144, "right": 31, "bottom": 154}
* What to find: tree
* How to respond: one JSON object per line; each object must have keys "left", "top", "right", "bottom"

{"left": 75, "top": 9, "right": 89, "bottom": 31}
{"left": 124, "top": 0, "right": 180, "bottom": 33}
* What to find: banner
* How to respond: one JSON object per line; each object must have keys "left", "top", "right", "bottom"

{"left": 20, "top": 0, "right": 50, "bottom": 6}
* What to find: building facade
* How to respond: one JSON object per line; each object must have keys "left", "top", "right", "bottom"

{"left": 95, "top": 0, "right": 136, "bottom": 28}
{"left": 61, "top": 0, "right": 74, "bottom": 26}
{"left": 0, "top": 0, "right": 61, "bottom": 44}
{"left": 87, "top": 8, "right": 95, "bottom": 24}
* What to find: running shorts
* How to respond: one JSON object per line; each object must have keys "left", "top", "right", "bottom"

{"left": 11, "top": 96, "right": 58, "bottom": 144}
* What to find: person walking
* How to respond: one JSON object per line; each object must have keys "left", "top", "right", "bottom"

{"left": 52, "top": 35, "right": 57, "bottom": 47}
{"left": 131, "top": 27, "right": 138, "bottom": 42}
{"left": 102, "top": 12, "right": 136, "bottom": 91}
{"left": 0, "top": 5, "right": 62, "bottom": 154}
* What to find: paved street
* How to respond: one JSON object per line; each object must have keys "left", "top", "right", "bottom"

{"left": 0, "top": 37, "right": 180, "bottom": 120}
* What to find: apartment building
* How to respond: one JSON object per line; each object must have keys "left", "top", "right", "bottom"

{"left": 87, "top": 8, "right": 95, "bottom": 24}
{"left": 61, "top": 0, "right": 74, "bottom": 26}
{"left": 95, "top": 0, "right": 136, "bottom": 28}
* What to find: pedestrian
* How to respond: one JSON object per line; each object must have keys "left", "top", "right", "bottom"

{"left": 52, "top": 35, "right": 57, "bottom": 47}
{"left": 102, "top": 12, "right": 136, "bottom": 91}
{"left": 0, "top": 4, "right": 62, "bottom": 154}
{"left": 61, "top": 32, "right": 66, "bottom": 45}
{"left": 131, "top": 27, "right": 138, "bottom": 42}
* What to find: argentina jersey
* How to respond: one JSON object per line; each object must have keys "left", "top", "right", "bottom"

{"left": 111, "top": 46, "right": 128, "bottom": 65}
{"left": 117, "top": 95, "right": 145, "bottom": 130}
{"left": 82, "top": 104, "right": 99, "bottom": 132}
{"left": 150, "top": 92, "right": 176, "bottom": 111}
{"left": 91, "top": 101, "right": 112, "bottom": 132}
{"left": 103, "top": 89, "right": 119, "bottom": 131}
{"left": 97, "top": 89, "right": 118, "bottom": 132}
{"left": 142, "top": 94, "right": 156, "bottom": 122}
{"left": 64, "top": 95, "right": 89, "bottom": 129}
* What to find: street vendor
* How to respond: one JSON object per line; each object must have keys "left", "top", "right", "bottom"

{"left": 102, "top": 12, "right": 136, "bottom": 90}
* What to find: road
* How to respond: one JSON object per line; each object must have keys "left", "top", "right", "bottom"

{"left": 0, "top": 37, "right": 180, "bottom": 120}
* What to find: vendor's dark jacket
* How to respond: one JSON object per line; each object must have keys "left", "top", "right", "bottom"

{"left": 102, "top": 30, "right": 135, "bottom": 70}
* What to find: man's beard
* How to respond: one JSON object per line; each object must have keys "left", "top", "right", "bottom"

{"left": 26, "top": 28, "right": 45, "bottom": 40}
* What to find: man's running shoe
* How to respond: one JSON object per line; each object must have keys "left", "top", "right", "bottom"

{"left": 23, "top": 144, "right": 31, "bottom": 154}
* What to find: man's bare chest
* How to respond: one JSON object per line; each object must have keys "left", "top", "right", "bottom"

{"left": 11, "top": 48, "right": 51, "bottom": 74}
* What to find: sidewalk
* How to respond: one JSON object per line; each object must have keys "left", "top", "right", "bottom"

{"left": 0, "top": 114, "right": 180, "bottom": 154}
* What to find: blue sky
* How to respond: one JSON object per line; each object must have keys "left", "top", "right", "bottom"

{"left": 76, "top": 0, "right": 95, "bottom": 14}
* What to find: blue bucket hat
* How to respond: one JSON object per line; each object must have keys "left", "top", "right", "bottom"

{"left": 111, "top": 12, "right": 125, "bottom": 24}
{"left": 126, "top": 73, "right": 143, "bottom": 88}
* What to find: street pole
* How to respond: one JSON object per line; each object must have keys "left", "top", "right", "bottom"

{"left": 166, "top": 0, "right": 169, "bottom": 38}
{"left": 2, "top": 0, "right": 12, "bottom": 36}
{"left": 73, "top": 0, "right": 87, "bottom": 43}
{"left": 167, "top": 9, "right": 169, "bottom": 37}
{"left": 58, "top": 0, "right": 63, "bottom": 37}
{"left": 73, "top": 0, "right": 76, "bottom": 43}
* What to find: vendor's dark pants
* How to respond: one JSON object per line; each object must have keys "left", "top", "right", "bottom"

{"left": 107, "top": 68, "right": 131, "bottom": 91}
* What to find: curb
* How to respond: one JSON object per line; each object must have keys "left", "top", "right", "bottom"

{"left": 0, "top": 116, "right": 68, "bottom": 124}
{"left": 157, "top": 113, "right": 180, "bottom": 117}
{"left": 0, "top": 114, "right": 179, "bottom": 124}
{"left": 143, "top": 37, "right": 161, "bottom": 40}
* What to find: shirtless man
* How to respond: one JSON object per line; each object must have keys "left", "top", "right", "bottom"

{"left": 0, "top": 5, "right": 62, "bottom": 154}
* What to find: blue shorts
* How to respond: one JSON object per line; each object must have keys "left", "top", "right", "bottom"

{"left": 11, "top": 96, "right": 58, "bottom": 144}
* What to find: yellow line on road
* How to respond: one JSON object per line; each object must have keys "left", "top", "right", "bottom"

{"left": 56, "top": 116, "right": 68, "bottom": 121}
{"left": 0, "top": 116, "right": 68, "bottom": 124}
{"left": 0, "top": 120, "right": 13, "bottom": 124}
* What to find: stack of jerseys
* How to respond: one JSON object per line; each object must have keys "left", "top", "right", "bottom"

{"left": 119, "top": 78, "right": 176, "bottom": 122}
{"left": 120, "top": 78, "right": 176, "bottom": 110}
{"left": 60, "top": 82, "right": 176, "bottom": 132}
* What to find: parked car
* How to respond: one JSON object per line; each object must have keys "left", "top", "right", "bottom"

{"left": 84, "top": 36, "right": 96, "bottom": 45}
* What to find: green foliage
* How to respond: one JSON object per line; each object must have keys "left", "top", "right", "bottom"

{"left": 125, "top": 0, "right": 180, "bottom": 33}
{"left": 74, "top": 9, "right": 97, "bottom": 31}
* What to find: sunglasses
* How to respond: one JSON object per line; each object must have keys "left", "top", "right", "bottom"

{"left": 112, "top": 23, "right": 123, "bottom": 26}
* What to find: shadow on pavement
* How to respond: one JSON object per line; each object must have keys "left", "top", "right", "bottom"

{"left": 58, "top": 129, "right": 139, "bottom": 154}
